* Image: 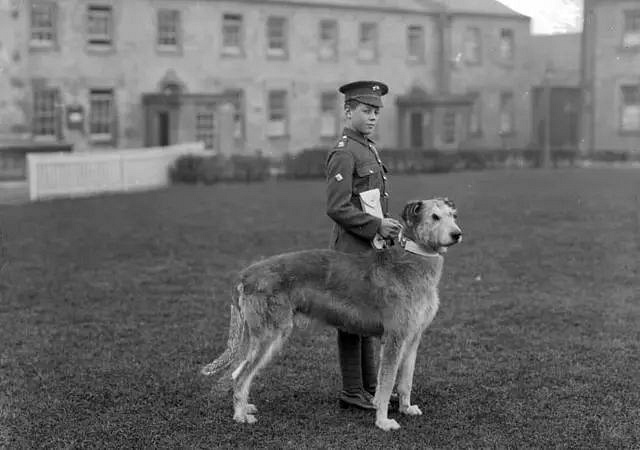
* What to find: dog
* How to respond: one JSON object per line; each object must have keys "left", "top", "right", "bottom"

{"left": 201, "top": 198, "right": 462, "bottom": 431}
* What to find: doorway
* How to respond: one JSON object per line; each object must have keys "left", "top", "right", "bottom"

{"left": 158, "top": 111, "right": 170, "bottom": 146}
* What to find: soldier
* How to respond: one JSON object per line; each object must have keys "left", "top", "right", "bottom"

{"left": 326, "top": 80, "right": 403, "bottom": 410}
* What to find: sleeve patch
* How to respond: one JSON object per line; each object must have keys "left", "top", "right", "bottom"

{"left": 334, "top": 173, "right": 343, "bottom": 182}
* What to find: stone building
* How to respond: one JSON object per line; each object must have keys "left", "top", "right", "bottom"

{"left": 581, "top": 0, "right": 640, "bottom": 154}
{"left": 0, "top": 0, "right": 534, "bottom": 179}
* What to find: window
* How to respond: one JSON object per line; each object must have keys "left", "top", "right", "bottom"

{"left": 320, "top": 92, "right": 338, "bottom": 137}
{"left": 464, "top": 27, "right": 481, "bottom": 64}
{"left": 443, "top": 111, "right": 457, "bottom": 144}
{"left": 196, "top": 106, "right": 216, "bottom": 150}
{"left": 89, "top": 89, "right": 115, "bottom": 142}
{"left": 319, "top": 19, "right": 338, "bottom": 60}
{"left": 407, "top": 25, "right": 425, "bottom": 62}
{"left": 621, "top": 85, "right": 640, "bottom": 131}
{"left": 157, "top": 9, "right": 180, "bottom": 50}
{"left": 469, "top": 93, "right": 482, "bottom": 135}
{"left": 267, "top": 16, "right": 288, "bottom": 58}
{"left": 499, "top": 28, "right": 514, "bottom": 62}
{"left": 222, "top": 14, "right": 243, "bottom": 56}
{"left": 267, "top": 90, "right": 287, "bottom": 137}
{"left": 87, "top": 5, "right": 113, "bottom": 47}
{"left": 499, "top": 92, "right": 515, "bottom": 134}
{"left": 358, "top": 22, "right": 378, "bottom": 61}
{"left": 30, "top": 2, "right": 56, "bottom": 48}
{"left": 623, "top": 10, "right": 640, "bottom": 49}
{"left": 33, "top": 88, "right": 60, "bottom": 138}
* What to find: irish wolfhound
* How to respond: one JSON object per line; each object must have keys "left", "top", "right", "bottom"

{"left": 201, "top": 198, "right": 462, "bottom": 431}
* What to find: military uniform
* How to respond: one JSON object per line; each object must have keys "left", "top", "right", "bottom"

{"left": 325, "top": 80, "right": 391, "bottom": 408}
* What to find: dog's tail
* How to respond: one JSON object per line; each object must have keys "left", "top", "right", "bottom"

{"left": 201, "top": 283, "right": 249, "bottom": 390}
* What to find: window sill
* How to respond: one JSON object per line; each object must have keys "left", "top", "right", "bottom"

{"left": 266, "top": 52, "right": 289, "bottom": 61}
{"left": 618, "top": 129, "right": 640, "bottom": 136}
{"left": 221, "top": 48, "right": 244, "bottom": 58}
{"left": 406, "top": 57, "right": 426, "bottom": 65}
{"left": 86, "top": 44, "right": 115, "bottom": 55}
{"left": 157, "top": 45, "right": 182, "bottom": 55}
{"left": 89, "top": 134, "right": 114, "bottom": 144}
{"left": 29, "top": 42, "right": 58, "bottom": 52}
{"left": 618, "top": 45, "right": 640, "bottom": 54}
{"left": 267, "top": 134, "right": 290, "bottom": 139}
{"left": 499, "top": 131, "right": 516, "bottom": 137}
{"left": 468, "top": 131, "right": 483, "bottom": 138}
{"left": 32, "top": 135, "right": 59, "bottom": 143}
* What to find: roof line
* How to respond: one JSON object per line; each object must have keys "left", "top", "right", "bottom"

{"left": 209, "top": 0, "right": 443, "bottom": 15}
{"left": 209, "top": 0, "right": 530, "bottom": 20}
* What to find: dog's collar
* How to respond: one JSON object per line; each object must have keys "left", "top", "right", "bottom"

{"left": 398, "top": 231, "right": 440, "bottom": 257}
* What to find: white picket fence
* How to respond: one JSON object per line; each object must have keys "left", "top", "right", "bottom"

{"left": 27, "top": 142, "right": 207, "bottom": 201}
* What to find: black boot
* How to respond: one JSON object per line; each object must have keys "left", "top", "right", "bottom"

{"left": 361, "top": 336, "right": 378, "bottom": 396}
{"left": 337, "top": 330, "right": 375, "bottom": 410}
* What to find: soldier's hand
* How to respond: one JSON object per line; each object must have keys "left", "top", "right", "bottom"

{"left": 378, "top": 218, "right": 403, "bottom": 239}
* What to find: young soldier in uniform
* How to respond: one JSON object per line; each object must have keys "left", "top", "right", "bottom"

{"left": 325, "top": 80, "right": 403, "bottom": 410}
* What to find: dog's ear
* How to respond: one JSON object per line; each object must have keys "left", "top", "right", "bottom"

{"left": 401, "top": 200, "right": 423, "bottom": 224}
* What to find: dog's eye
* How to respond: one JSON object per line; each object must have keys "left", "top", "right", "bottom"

{"left": 453, "top": 214, "right": 458, "bottom": 219}
{"left": 431, "top": 214, "right": 440, "bottom": 221}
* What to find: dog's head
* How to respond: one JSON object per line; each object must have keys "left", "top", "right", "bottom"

{"left": 401, "top": 198, "right": 462, "bottom": 254}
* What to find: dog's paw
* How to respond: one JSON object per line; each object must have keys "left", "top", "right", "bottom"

{"left": 245, "top": 404, "right": 257, "bottom": 414}
{"left": 400, "top": 404, "right": 422, "bottom": 416}
{"left": 376, "top": 418, "right": 401, "bottom": 431}
{"left": 233, "top": 412, "right": 257, "bottom": 424}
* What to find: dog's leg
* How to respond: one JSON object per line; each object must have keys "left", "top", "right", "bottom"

{"left": 396, "top": 333, "right": 423, "bottom": 416}
{"left": 373, "top": 335, "right": 405, "bottom": 431}
{"left": 232, "top": 331, "right": 285, "bottom": 424}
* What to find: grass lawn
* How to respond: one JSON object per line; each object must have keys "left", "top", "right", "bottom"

{"left": 1, "top": 168, "right": 639, "bottom": 449}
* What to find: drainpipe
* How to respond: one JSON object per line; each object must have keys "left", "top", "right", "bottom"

{"left": 436, "top": 11, "right": 452, "bottom": 95}
{"left": 580, "top": 0, "right": 596, "bottom": 156}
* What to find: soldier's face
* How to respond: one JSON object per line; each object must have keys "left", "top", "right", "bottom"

{"left": 348, "top": 103, "right": 380, "bottom": 135}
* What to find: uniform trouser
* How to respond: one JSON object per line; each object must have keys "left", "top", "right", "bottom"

{"left": 337, "top": 330, "right": 377, "bottom": 395}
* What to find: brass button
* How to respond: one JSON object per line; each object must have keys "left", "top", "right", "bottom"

{"left": 369, "top": 169, "right": 374, "bottom": 174}
{"left": 383, "top": 176, "right": 387, "bottom": 181}
{"left": 384, "top": 192, "right": 389, "bottom": 198}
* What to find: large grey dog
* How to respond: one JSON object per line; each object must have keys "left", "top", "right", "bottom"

{"left": 202, "top": 198, "right": 462, "bottom": 431}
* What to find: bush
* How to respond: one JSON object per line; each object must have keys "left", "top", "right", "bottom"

{"left": 170, "top": 153, "right": 271, "bottom": 184}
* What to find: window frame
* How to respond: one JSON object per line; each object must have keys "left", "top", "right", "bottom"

{"left": 319, "top": 91, "right": 339, "bottom": 138}
{"left": 358, "top": 22, "right": 378, "bottom": 62}
{"left": 157, "top": 9, "right": 181, "bottom": 52}
{"left": 407, "top": 24, "right": 425, "bottom": 63}
{"left": 89, "top": 88, "right": 116, "bottom": 144}
{"left": 266, "top": 16, "right": 288, "bottom": 59}
{"left": 30, "top": 1, "right": 57, "bottom": 49}
{"left": 468, "top": 92, "right": 483, "bottom": 136}
{"left": 499, "top": 28, "right": 515, "bottom": 64}
{"left": 499, "top": 91, "right": 515, "bottom": 135}
{"left": 267, "top": 90, "right": 288, "bottom": 138}
{"left": 620, "top": 84, "right": 640, "bottom": 133}
{"left": 464, "top": 26, "right": 482, "bottom": 65}
{"left": 86, "top": 4, "right": 114, "bottom": 49}
{"left": 32, "top": 87, "right": 61, "bottom": 140}
{"left": 622, "top": 10, "right": 640, "bottom": 50}
{"left": 318, "top": 19, "right": 338, "bottom": 61}
{"left": 195, "top": 104, "right": 217, "bottom": 150}
{"left": 222, "top": 13, "right": 244, "bottom": 57}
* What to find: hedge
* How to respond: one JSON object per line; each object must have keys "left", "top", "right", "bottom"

{"left": 169, "top": 153, "right": 270, "bottom": 184}
{"left": 170, "top": 147, "right": 585, "bottom": 184}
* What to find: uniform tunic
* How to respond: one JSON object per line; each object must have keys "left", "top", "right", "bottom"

{"left": 326, "top": 127, "right": 390, "bottom": 253}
